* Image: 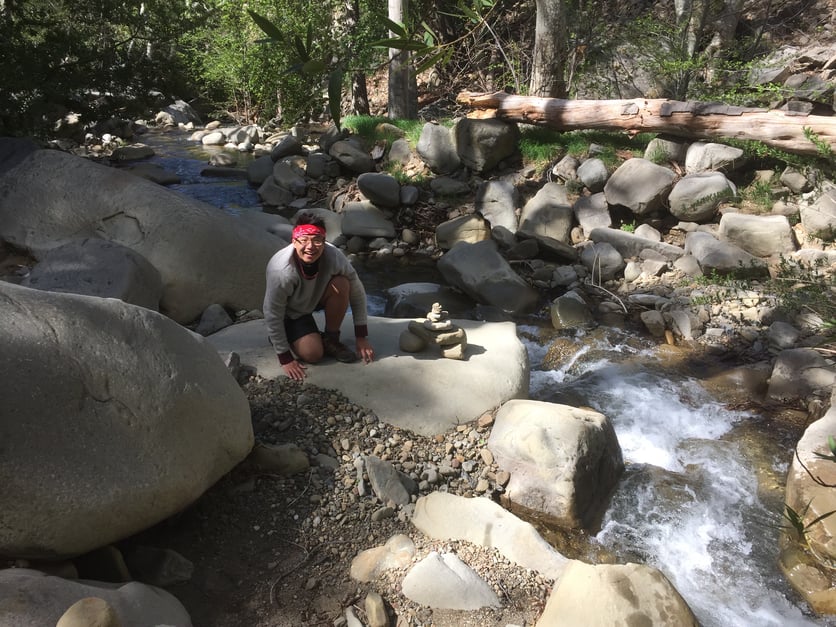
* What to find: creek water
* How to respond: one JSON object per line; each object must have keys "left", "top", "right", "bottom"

{"left": 139, "top": 130, "right": 831, "bottom": 626}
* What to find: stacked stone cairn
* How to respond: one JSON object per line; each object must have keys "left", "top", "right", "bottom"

{"left": 399, "top": 303, "right": 468, "bottom": 360}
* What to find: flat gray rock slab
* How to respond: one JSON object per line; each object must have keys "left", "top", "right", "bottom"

{"left": 206, "top": 315, "right": 529, "bottom": 436}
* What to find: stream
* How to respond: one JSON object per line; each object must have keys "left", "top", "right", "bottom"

{"left": 139, "top": 129, "right": 831, "bottom": 626}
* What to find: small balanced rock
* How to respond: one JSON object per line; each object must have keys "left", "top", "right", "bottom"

{"left": 399, "top": 302, "right": 467, "bottom": 360}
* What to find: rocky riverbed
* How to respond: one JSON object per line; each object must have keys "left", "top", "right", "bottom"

{"left": 133, "top": 375, "right": 557, "bottom": 627}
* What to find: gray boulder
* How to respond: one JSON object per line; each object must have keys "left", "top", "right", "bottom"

{"left": 340, "top": 201, "right": 396, "bottom": 238}
{"left": 435, "top": 214, "right": 491, "bottom": 249}
{"left": 573, "top": 192, "right": 611, "bottom": 235}
{"left": 0, "top": 568, "right": 192, "bottom": 627}
{"left": 535, "top": 561, "right": 698, "bottom": 627}
{"left": 550, "top": 292, "right": 595, "bottom": 330}
{"left": 430, "top": 176, "right": 470, "bottom": 196}
{"left": 411, "top": 492, "right": 569, "bottom": 580}
{"left": 644, "top": 135, "right": 688, "bottom": 163}
{"left": 387, "top": 137, "right": 413, "bottom": 166}
{"left": 437, "top": 240, "right": 539, "bottom": 315}
{"left": 206, "top": 315, "right": 529, "bottom": 437}
{"left": 453, "top": 118, "right": 520, "bottom": 173}
{"left": 801, "top": 185, "right": 836, "bottom": 239}
{"left": 328, "top": 139, "right": 375, "bottom": 174}
{"left": 668, "top": 172, "right": 736, "bottom": 222}
{"left": 580, "top": 241, "right": 625, "bottom": 281}
{"left": 156, "top": 100, "right": 201, "bottom": 127}
{"left": 685, "top": 141, "right": 745, "bottom": 174}
{"left": 0, "top": 142, "right": 280, "bottom": 323}
{"left": 519, "top": 182, "right": 574, "bottom": 244}
{"left": 684, "top": 231, "right": 768, "bottom": 277}
{"left": 247, "top": 154, "right": 274, "bottom": 185}
{"left": 271, "top": 160, "right": 307, "bottom": 196}
{"left": 588, "top": 227, "right": 685, "bottom": 262}
{"left": 383, "top": 282, "right": 476, "bottom": 318}
{"left": 417, "top": 123, "right": 460, "bottom": 174}
{"left": 488, "top": 399, "right": 623, "bottom": 529}
{"left": 0, "top": 282, "right": 253, "bottom": 558}
{"left": 718, "top": 212, "right": 797, "bottom": 257}
{"left": 357, "top": 172, "right": 401, "bottom": 208}
{"left": 576, "top": 157, "right": 609, "bottom": 193}
{"left": 21, "top": 238, "right": 162, "bottom": 310}
{"left": 767, "top": 348, "right": 836, "bottom": 403}
{"left": 401, "top": 552, "right": 499, "bottom": 610}
{"left": 603, "top": 158, "right": 676, "bottom": 216}
{"left": 270, "top": 134, "right": 305, "bottom": 161}
{"left": 257, "top": 176, "right": 294, "bottom": 207}
{"left": 475, "top": 180, "right": 518, "bottom": 231}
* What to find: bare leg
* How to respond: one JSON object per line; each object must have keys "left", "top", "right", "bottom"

{"left": 292, "top": 332, "right": 324, "bottom": 363}
{"left": 320, "top": 275, "right": 350, "bottom": 335}
{"left": 291, "top": 275, "right": 350, "bottom": 364}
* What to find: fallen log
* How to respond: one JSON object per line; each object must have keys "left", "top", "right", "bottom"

{"left": 456, "top": 91, "right": 836, "bottom": 158}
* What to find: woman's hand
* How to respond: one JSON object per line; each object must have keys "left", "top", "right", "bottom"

{"left": 356, "top": 337, "right": 375, "bottom": 363}
{"left": 282, "top": 359, "right": 307, "bottom": 380}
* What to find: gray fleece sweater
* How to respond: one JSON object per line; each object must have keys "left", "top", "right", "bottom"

{"left": 263, "top": 243, "right": 369, "bottom": 361}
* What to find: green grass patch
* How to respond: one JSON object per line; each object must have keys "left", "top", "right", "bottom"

{"left": 342, "top": 115, "right": 428, "bottom": 147}
{"left": 518, "top": 127, "right": 655, "bottom": 171}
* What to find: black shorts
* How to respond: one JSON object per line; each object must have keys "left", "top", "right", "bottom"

{"left": 284, "top": 313, "right": 320, "bottom": 344}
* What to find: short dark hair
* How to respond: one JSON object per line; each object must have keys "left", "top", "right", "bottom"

{"left": 295, "top": 211, "right": 326, "bottom": 230}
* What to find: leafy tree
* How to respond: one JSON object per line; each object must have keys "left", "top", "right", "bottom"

{"left": 0, "top": 0, "right": 204, "bottom": 137}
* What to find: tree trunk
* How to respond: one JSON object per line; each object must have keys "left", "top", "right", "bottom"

{"left": 456, "top": 91, "right": 836, "bottom": 157}
{"left": 344, "top": 0, "right": 370, "bottom": 115}
{"left": 530, "top": 0, "right": 567, "bottom": 98}
{"left": 387, "top": 0, "right": 417, "bottom": 119}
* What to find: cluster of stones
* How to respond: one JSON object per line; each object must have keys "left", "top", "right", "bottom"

{"left": 398, "top": 303, "right": 468, "bottom": 360}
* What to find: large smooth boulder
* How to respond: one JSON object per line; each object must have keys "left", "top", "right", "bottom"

{"left": 21, "top": 238, "right": 162, "bottom": 310}
{"left": 453, "top": 118, "right": 520, "bottom": 173}
{"left": 718, "top": 212, "right": 797, "bottom": 257}
{"left": 205, "top": 315, "right": 529, "bottom": 437}
{"left": 0, "top": 283, "right": 253, "bottom": 558}
{"left": 588, "top": 227, "right": 684, "bottom": 261}
{"left": 684, "top": 230, "right": 768, "bottom": 277}
{"left": 383, "top": 282, "right": 477, "bottom": 318}
{"left": 0, "top": 568, "right": 192, "bottom": 627}
{"left": 435, "top": 214, "right": 491, "bottom": 249}
{"left": 475, "top": 180, "right": 518, "bottom": 232}
{"left": 0, "top": 142, "right": 281, "bottom": 323}
{"left": 412, "top": 492, "right": 568, "bottom": 580}
{"left": 668, "top": 172, "right": 736, "bottom": 222}
{"left": 801, "top": 185, "right": 836, "bottom": 239}
{"left": 603, "top": 158, "right": 676, "bottom": 216}
{"left": 437, "top": 240, "right": 539, "bottom": 315}
{"left": 535, "top": 561, "right": 698, "bottom": 626}
{"left": 518, "top": 182, "right": 574, "bottom": 244}
{"left": 417, "top": 123, "right": 460, "bottom": 174}
{"left": 579, "top": 241, "right": 625, "bottom": 281}
{"left": 488, "top": 399, "right": 624, "bottom": 529}
{"left": 684, "top": 141, "right": 745, "bottom": 174}
{"left": 782, "top": 392, "right": 836, "bottom": 614}
{"left": 340, "top": 201, "right": 397, "bottom": 238}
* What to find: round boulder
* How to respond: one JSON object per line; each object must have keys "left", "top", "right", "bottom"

{"left": 0, "top": 282, "right": 253, "bottom": 559}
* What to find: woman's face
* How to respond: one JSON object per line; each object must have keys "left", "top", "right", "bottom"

{"left": 293, "top": 234, "right": 326, "bottom": 264}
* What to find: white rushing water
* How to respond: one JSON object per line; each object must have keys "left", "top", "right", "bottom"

{"left": 522, "top": 326, "right": 825, "bottom": 627}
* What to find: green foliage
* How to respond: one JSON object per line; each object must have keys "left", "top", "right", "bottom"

{"left": 770, "top": 255, "right": 836, "bottom": 328}
{"left": 739, "top": 178, "right": 776, "bottom": 214}
{"left": 518, "top": 127, "right": 652, "bottom": 171}
{"left": 343, "top": 115, "right": 425, "bottom": 146}
{"left": 781, "top": 500, "right": 836, "bottom": 547}
{"left": 620, "top": 221, "right": 636, "bottom": 233}
{"left": 803, "top": 127, "right": 835, "bottom": 160}
{"left": 0, "top": 0, "right": 203, "bottom": 136}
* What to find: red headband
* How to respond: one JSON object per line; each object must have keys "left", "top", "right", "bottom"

{"left": 292, "top": 224, "right": 326, "bottom": 239}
